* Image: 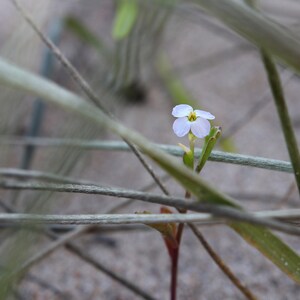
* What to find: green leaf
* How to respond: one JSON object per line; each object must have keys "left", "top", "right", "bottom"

{"left": 112, "top": 0, "right": 138, "bottom": 40}
{"left": 136, "top": 208, "right": 178, "bottom": 255}
{"left": 0, "top": 57, "right": 300, "bottom": 283}
{"left": 231, "top": 222, "right": 300, "bottom": 282}
{"left": 196, "top": 126, "right": 221, "bottom": 173}
{"left": 183, "top": 151, "right": 194, "bottom": 170}
{"left": 178, "top": 143, "right": 194, "bottom": 169}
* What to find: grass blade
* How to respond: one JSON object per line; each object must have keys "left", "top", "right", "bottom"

{"left": 193, "top": 0, "right": 300, "bottom": 74}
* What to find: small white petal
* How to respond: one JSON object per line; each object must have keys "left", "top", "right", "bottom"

{"left": 190, "top": 118, "right": 211, "bottom": 138}
{"left": 195, "top": 110, "right": 215, "bottom": 120}
{"left": 172, "top": 117, "right": 191, "bottom": 137}
{"left": 172, "top": 104, "right": 193, "bottom": 117}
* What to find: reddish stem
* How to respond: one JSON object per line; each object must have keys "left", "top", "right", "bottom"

{"left": 170, "top": 218, "right": 185, "bottom": 300}
{"left": 170, "top": 246, "right": 179, "bottom": 300}
{"left": 169, "top": 188, "right": 190, "bottom": 300}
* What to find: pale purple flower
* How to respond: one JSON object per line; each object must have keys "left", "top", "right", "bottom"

{"left": 172, "top": 104, "right": 215, "bottom": 138}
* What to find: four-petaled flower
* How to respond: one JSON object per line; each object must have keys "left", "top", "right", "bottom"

{"left": 172, "top": 104, "right": 215, "bottom": 138}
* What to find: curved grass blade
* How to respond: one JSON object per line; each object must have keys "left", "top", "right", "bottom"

{"left": 193, "top": 0, "right": 300, "bottom": 74}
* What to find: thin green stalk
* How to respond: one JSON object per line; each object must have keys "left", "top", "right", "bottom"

{"left": 2, "top": 180, "right": 300, "bottom": 235}
{"left": 0, "top": 213, "right": 233, "bottom": 225}
{"left": 244, "top": 0, "right": 300, "bottom": 196}
{"left": 2, "top": 139, "right": 293, "bottom": 174}
{"left": 2, "top": 208, "right": 300, "bottom": 226}
{"left": 260, "top": 52, "right": 300, "bottom": 196}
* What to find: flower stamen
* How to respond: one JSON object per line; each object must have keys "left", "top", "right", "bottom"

{"left": 188, "top": 111, "right": 197, "bottom": 122}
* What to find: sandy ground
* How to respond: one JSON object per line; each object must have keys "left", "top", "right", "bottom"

{"left": 1, "top": 0, "right": 300, "bottom": 299}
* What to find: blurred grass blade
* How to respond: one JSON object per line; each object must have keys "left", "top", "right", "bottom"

{"left": 194, "top": 0, "right": 300, "bottom": 74}
{"left": 22, "top": 20, "right": 63, "bottom": 169}
{"left": 112, "top": 0, "right": 138, "bottom": 40}
{"left": 0, "top": 57, "right": 300, "bottom": 283}
{"left": 244, "top": 0, "right": 300, "bottom": 195}
{"left": 218, "top": 137, "right": 236, "bottom": 153}
{"left": 65, "top": 16, "right": 111, "bottom": 60}
{"left": 157, "top": 53, "right": 197, "bottom": 107}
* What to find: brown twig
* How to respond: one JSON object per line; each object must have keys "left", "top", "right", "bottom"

{"left": 189, "top": 223, "right": 258, "bottom": 300}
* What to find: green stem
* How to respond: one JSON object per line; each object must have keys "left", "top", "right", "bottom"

{"left": 3, "top": 139, "right": 294, "bottom": 173}
{"left": 261, "top": 50, "right": 300, "bottom": 196}
{"left": 195, "top": 127, "right": 221, "bottom": 174}
{"left": 244, "top": 0, "right": 300, "bottom": 197}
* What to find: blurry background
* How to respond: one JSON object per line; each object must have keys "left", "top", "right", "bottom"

{"left": 0, "top": 0, "right": 300, "bottom": 299}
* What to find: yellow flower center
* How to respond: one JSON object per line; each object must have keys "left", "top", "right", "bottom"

{"left": 188, "top": 111, "right": 197, "bottom": 122}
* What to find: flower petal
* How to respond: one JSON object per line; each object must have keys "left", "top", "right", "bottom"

{"left": 195, "top": 110, "right": 215, "bottom": 120}
{"left": 172, "top": 117, "right": 191, "bottom": 137}
{"left": 172, "top": 104, "right": 193, "bottom": 117}
{"left": 190, "top": 118, "right": 211, "bottom": 138}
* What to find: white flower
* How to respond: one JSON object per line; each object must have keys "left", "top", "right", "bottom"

{"left": 172, "top": 104, "right": 215, "bottom": 138}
